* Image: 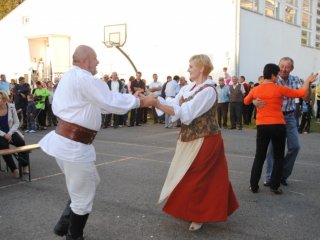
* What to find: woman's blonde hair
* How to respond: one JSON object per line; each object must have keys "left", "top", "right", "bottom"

{"left": 189, "top": 54, "right": 213, "bottom": 76}
{"left": 0, "top": 91, "right": 9, "bottom": 102}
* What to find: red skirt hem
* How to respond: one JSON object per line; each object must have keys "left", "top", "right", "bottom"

{"left": 162, "top": 134, "right": 239, "bottom": 222}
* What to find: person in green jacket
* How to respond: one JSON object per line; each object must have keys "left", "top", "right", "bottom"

{"left": 33, "top": 81, "right": 51, "bottom": 130}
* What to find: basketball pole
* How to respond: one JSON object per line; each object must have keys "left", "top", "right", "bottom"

{"left": 103, "top": 24, "right": 138, "bottom": 74}
{"left": 115, "top": 46, "right": 138, "bottom": 74}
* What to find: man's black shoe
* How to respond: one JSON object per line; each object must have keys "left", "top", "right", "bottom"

{"left": 263, "top": 181, "right": 271, "bottom": 187}
{"left": 270, "top": 188, "right": 283, "bottom": 194}
{"left": 249, "top": 186, "right": 259, "bottom": 193}
{"left": 54, "top": 224, "right": 69, "bottom": 237}
{"left": 281, "top": 179, "right": 288, "bottom": 186}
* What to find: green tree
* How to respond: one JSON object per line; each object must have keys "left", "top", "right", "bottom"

{"left": 0, "top": 0, "right": 22, "bottom": 21}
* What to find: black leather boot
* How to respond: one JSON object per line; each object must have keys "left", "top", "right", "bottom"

{"left": 54, "top": 199, "right": 71, "bottom": 236}
{"left": 66, "top": 211, "right": 89, "bottom": 240}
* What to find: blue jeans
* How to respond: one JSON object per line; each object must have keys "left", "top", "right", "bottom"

{"left": 265, "top": 113, "right": 300, "bottom": 182}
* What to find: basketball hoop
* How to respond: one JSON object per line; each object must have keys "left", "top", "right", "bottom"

{"left": 103, "top": 24, "right": 127, "bottom": 48}
{"left": 103, "top": 23, "right": 138, "bottom": 73}
{"left": 104, "top": 41, "right": 121, "bottom": 48}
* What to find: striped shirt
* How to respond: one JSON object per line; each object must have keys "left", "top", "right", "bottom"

{"left": 277, "top": 75, "right": 302, "bottom": 112}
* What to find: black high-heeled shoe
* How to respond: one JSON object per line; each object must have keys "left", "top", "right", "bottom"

{"left": 270, "top": 188, "right": 283, "bottom": 194}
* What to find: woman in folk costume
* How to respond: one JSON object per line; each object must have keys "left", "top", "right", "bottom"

{"left": 155, "top": 54, "right": 239, "bottom": 231}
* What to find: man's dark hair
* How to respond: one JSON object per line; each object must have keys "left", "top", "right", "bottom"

{"left": 173, "top": 75, "right": 180, "bottom": 81}
{"left": 263, "top": 63, "right": 280, "bottom": 79}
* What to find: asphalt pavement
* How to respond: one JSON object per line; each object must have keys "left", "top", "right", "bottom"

{"left": 0, "top": 124, "right": 319, "bottom": 240}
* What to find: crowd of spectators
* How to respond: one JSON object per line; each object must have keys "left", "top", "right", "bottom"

{"left": 1, "top": 66, "right": 319, "bottom": 133}
{"left": 0, "top": 74, "right": 59, "bottom": 133}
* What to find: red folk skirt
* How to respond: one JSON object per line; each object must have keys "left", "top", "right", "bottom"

{"left": 163, "top": 134, "right": 239, "bottom": 222}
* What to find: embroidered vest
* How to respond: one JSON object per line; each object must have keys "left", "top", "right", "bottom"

{"left": 180, "top": 84, "right": 220, "bottom": 142}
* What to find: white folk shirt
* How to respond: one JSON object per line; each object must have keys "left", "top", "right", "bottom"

{"left": 165, "top": 80, "right": 180, "bottom": 98}
{"left": 160, "top": 79, "right": 216, "bottom": 125}
{"left": 39, "top": 66, "right": 140, "bottom": 162}
{"left": 149, "top": 81, "right": 162, "bottom": 96}
{"left": 111, "top": 80, "right": 120, "bottom": 92}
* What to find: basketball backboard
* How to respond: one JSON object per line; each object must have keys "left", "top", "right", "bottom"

{"left": 104, "top": 23, "right": 127, "bottom": 48}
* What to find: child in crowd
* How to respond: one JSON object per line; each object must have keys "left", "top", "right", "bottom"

{"left": 298, "top": 99, "right": 312, "bottom": 134}
{"left": 25, "top": 94, "right": 37, "bottom": 133}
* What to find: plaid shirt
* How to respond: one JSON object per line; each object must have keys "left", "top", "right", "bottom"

{"left": 277, "top": 75, "right": 302, "bottom": 112}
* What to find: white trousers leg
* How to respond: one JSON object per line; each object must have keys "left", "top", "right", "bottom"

{"left": 56, "top": 158, "right": 100, "bottom": 215}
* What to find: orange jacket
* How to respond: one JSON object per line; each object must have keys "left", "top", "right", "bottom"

{"left": 244, "top": 82, "right": 306, "bottom": 125}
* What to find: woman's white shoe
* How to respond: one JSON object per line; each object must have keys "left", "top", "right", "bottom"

{"left": 189, "top": 222, "right": 203, "bottom": 231}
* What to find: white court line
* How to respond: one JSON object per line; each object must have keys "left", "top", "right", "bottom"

{"left": 97, "top": 151, "right": 172, "bottom": 165}
{"left": 0, "top": 157, "right": 134, "bottom": 190}
{"left": 295, "top": 161, "right": 320, "bottom": 167}
{"left": 0, "top": 145, "right": 318, "bottom": 190}
{"left": 97, "top": 148, "right": 173, "bottom": 159}
{"left": 0, "top": 153, "right": 168, "bottom": 190}
{"left": 95, "top": 139, "right": 175, "bottom": 151}
{"left": 226, "top": 153, "right": 320, "bottom": 167}
{"left": 287, "top": 190, "right": 305, "bottom": 196}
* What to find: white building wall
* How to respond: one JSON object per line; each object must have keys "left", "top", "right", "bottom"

{"left": 0, "top": 0, "right": 238, "bottom": 84}
{"left": 239, "top": 8, "right": 320, "bottom": 82}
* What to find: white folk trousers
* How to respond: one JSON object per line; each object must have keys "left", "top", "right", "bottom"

{"left": 56, "top": 158, "right": 100, "bottom": 215}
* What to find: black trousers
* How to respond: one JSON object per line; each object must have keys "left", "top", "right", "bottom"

{"left": 0, "top": 132, "right": 29, "bottom": 172}
{"left": 17, "top": 104, "right": 27, "bottom": 129}
{"left": 243, "top": 103, "right": 253, "bottom": 125}
{"left": 230, "top": 102, "right": 243, "bottom": 128}
{"left": 130, "top": 108, "right": 141, "bottom": 126}
{"left": 46, "top": 104, "right": 57, "bottom": 126}
{"left": 141, "top": 107, "right": 148, "bottom": 123}
{"left": 106, "top": 114, "right": 119, "bottom": 127}
{"left": 298, "top": 112, "right": 311, "bottom": 133}
{"left": 250, "top": 124, "right": 286, "bottom": 190}
{"left": 217, "top": 102, "right": 229, "bottom": 128}
{"left": 317, "top": 100, "right": 320, "bottom": 119}
{"left": 36, "top": 109, "right": 46, "bottom": 128}
{"left": 118, "top": 113, "right": 127, "bottom": 126}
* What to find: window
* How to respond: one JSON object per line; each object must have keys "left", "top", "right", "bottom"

{"left": 285, "top": 5, "right": 297, "bottom": 24}
{"left": 22, "top": 16, "right": 30, "bottom": 24}
{"left": 301, "top": 30, "right": 311, "bottom": 46}
{"left": 265, "top": 0, "right": 280, "bottom": 18}
{"left": 316, "top": 0, "right": 320, "bottom": 48}
{"left": 302, "top": 12, "right": 312, "bottom": 28}
{"left": 301, "top": 0, "right": 313, "bottom": 47}
{"left": 303, "top": 0, "right": 312, "bottom": 12}
{"left": 316, "top": 34, "right": 320, "bottom": 48}
{"left": 284, "top": 0, "right": 297, "bottom": 24}
{"left": 240, "top": 0, "right": 259, "bottom": 12}
{"left": 286, "top": 0, "right": 296, "bottom": 4}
